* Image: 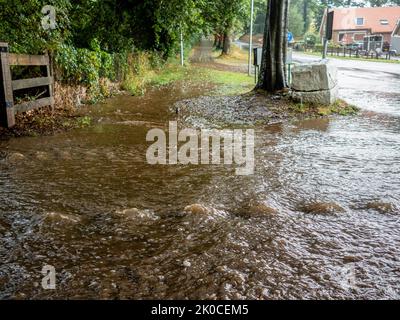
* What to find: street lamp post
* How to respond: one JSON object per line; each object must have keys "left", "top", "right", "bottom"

{"left": 248, "top": 0, "right": 255, "bottom": 76}
{"left": 323, "top": 6, "right": 329, "bottom": 59}
{"left": 180, "top": 26, "right": 184, "bottom": 66}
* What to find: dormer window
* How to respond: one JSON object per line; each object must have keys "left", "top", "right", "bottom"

{"left": 356, "top": 17, "right": 364, "bottom": 26}
{"left": 380, "top": 19, "right": 389, "bottom": 25}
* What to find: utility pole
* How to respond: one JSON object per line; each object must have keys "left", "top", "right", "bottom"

{"left": 248, "top": 0, "right": 255, "bottom": 76}
{"left": 180, "top": 27, "right": 184, "bottom": 66}
{"left": 322, "top": 6, "right": 329, "bottom": 59}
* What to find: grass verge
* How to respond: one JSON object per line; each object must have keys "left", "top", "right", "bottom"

{"left": 147, "top": 63, "right": 254, "bottom": 96}
{"left": 288, "top": 98, "right": 359, "bottom": 117}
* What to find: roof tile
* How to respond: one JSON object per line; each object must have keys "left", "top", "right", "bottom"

{"left": 332, "top": 7, "right": 400, "bottom": 33}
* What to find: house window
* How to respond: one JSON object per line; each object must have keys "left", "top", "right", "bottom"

{"left": 356, "top": 17, "right": 364, "bottom": 26}
{"left": 380, "top": 19, "right": 389, "bottom": 25}
{"left": 338, "top": 33, "right": 345, "bottom": 42}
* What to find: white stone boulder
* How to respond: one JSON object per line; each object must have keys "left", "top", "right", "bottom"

{"left": 292, "top": 86, "right": 339, "bottom": 105}
{"left": 291, "top": 60, "right": 338, "bottom": 105}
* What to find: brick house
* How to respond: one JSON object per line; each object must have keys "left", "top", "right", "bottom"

{"left": 320, "top": 7, "right": 400, "bottom": 46}
{"left": 392, "top": 19, "right": 400, "bottom": 51}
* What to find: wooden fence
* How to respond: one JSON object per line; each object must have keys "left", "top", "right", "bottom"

{"left": 0, "top": 42, "right": 54, "bottom": 128}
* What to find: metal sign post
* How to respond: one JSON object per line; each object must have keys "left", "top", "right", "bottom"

{"left": 253, "top": 47, "right": 262, "bottom": 83}
{"left": 180, "top": 27, "right": 184, "bottom": 66}
{"left": 248, "top": 0, "right": 255, "bottom": 76}
{"left": 323, "top": 9, "right": 334, "bottom": 59}
{"left": 286, "top": 48, "right": 293, "bottom": 86}
{"left": 286, "top": 32, "right": 294, "bottom": 86}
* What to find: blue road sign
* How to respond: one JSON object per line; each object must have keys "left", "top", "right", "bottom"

{"left": 287, "top": 32, "right": 294, "bottom": 42}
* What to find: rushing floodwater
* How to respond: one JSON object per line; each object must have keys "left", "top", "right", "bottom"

{"left": 0, "top": 75, "right": 399, "bottom": 299}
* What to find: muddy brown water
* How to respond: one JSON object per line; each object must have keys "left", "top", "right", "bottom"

{"left": 0, "top": 78, "right": 399, "bottom": 299}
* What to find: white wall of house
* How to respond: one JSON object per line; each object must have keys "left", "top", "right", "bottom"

{"left": 391, "top": 36, "right": 400, "bottom": 51}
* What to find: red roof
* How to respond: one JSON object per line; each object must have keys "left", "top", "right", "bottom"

{"left": 330, "top": 7, "right": 400, "bottom": 33}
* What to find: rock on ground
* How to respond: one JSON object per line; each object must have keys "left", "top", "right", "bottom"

{"left": 291, "top": 61, "right": 338, "bottom": 105}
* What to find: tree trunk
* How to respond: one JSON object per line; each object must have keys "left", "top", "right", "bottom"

{"left": 222, "top": 31, "right": 231, "bottom": 55}
{"left": 217, "top": 34, "right": 223, "bottom": 50}
{"left": 256, "top": 0, "right": 289, "bottom": 92}
{"left": 303, "top": 0, "right": 309, "bottom": 34}
{"left": 213, "top": 34, "right": 218, "bottom": 47}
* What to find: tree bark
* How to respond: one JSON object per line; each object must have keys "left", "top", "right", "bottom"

{"left": 222, "top": 31, "right": 231, "bottom": 55}
{"left": 213, "top": 34, "right": 218, "bottom": 47}
{"left": 303, "top": 0, "right": 309, "bottom": 34}
{"left": 256, "top": 0, "right": 289, "bottom": 92}
{"left": 217, "top": 34, "right": 223, "bottom": 50}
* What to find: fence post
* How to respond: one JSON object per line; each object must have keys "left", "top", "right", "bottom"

{"left": 45, "top": 52, "right": 54, "bottom": 112}
{"left": 0, "top": 42, "right": 15, "bottom": 128}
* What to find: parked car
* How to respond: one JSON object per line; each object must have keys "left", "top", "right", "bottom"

{"left": 346, "top": 43, "right": 362, "bottom": 50}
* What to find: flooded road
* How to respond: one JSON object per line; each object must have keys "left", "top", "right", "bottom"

{"left": 1, "top": 61, "right": 400, "bottom": 299}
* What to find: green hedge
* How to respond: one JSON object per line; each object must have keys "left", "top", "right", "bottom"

{"left": 54, "top": 43, "right": 116, "bottom": 86}
{"left": 54, "top": 43, "right": 122, "bottom": 103}
{"left": 54, "top": 42, "right": 172, "bottom": 100}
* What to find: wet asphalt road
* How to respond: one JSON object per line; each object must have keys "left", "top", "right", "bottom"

{"left": 293, "top": 53, "right": 400, "bottom": 116}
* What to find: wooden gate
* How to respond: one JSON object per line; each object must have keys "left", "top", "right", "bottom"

{"left": 0, "top": 42, "right": 54, "bottom": 128}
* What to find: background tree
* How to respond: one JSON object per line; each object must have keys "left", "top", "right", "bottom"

{"left": 289, "top": 1, "right": 306, "bottom": 38}
{"left": 369, "top": 0, "right": 400, "bottom": 6}
{"left": 243, "top": 0, "right": 269, "bottom": 34}
{"left": 0, "top": 0, "right": 70, "bottom": 54}
{"left": 289, "top": 0, "right": 318, "bottom": 36}
{"left": 213, "top": 0, "right": 249, "bottom": 55}
{"left": 2, "top": 0, "right": 399, "bottom": 60}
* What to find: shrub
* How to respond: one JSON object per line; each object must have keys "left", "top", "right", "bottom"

{"left": 55, "top": 43, "right": 119, "bottom": 102}
{"left": 304, "top": 33, "right": 319, "bottom": 48}
{"left": 121, "top": 51, "right": 157, "bottom": 96}
{"left": 55, "top": 42, "right": 171, "bottom": 99}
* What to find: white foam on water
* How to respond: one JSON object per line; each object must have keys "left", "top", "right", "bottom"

{"left": 115, "top": 208, "right": 159, "bottom": 222}
{"left": 44, "top": 212, "right": 82, "bottom": 224}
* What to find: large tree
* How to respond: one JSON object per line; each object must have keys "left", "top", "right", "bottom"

{"left": 204, "top": 0, "right": 253, "bottom": 55}
{"left": 216, "top": 0, "right": 248, "bottom": 55}
{"left": 289, "top": 2, "right": 306, "bottom": 38}
{"left": 290, "top": 0, "right": 317, "bottom": 35}
{"left": 257, "top": 0, "right": 290, "bottom": 92}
